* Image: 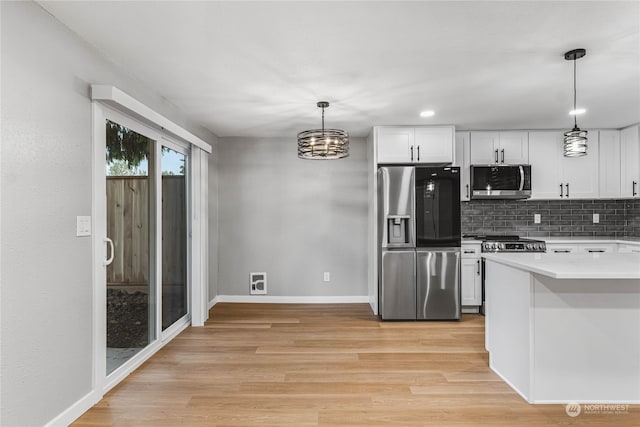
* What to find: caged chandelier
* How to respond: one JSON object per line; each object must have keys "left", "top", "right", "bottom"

{"left": 563, "top": 48, "right": 588, "bottom": 157}
{"left": 297, "top": 101, "right": 349, "bottom": 159}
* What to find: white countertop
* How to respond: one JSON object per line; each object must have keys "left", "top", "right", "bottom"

{"left": 483, "top": 252, "right": 640, "bottom": 279}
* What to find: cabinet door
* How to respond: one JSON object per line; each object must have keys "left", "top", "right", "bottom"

{"left": 561, "top": 130, "right": 599, "bottom": 199}
{"left": 579, "top": 244, "right": 616, "bottom": 253}
{"left": 529, "top": 131, "right": 563, "bottom": 199}
{"left": 376, "top": 127, "right": 414, "bottom": 164}
{"left": 620, "top": 125, "right": 640, "bottom": 198}
{"left": 461, "top": 258, "right": 481, "bottom": 306}
{"left": 414, "top": 126, "right": 454, "bottom": 164}
{"left": 455, "top": 132, "right": 471, "bottom": 201}
{"left": 546, "top": 244, "right": 579, "bottom": 254}
{"left": 618, "top": 244, "right": 640, "bottom": 254}
{"left": 599, "top": 130, "right": 621, "bottom": 198}
{"left": 470, "top": 132, "right": 499, "bottom": 164}
{"left": 499, "top": 131, "right": 529, "bottom": 164}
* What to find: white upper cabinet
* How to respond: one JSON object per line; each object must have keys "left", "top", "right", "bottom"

{"left": 470, "top": 131, "right": 529, "bottom": 164}
{"left": 414, "top": 126, "right": 454, "bottom": 163}
{"left": 529, "top": 130, "right": 599, "bottom": 199}
{"left": 454, "top": 132, "right": 471, "bottom": 201}
{"left": 376, "top": 126, "right": 454, "bottom": 164}
{"left": 620, "top": 124, "right": 640, "bottom": 198}
{"left": 376, "top": 127, "right": 414, "bottom": 163}
{"left": 529, "top": 131, "right": 564, "bottom": 199}
{"left": 598, "top": 130, "right": 621, "bottom": 198}
{"left": 561, "top": 130, "right": 599, "bottom": 199}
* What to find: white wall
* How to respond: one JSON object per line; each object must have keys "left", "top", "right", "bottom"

{"left": 0, "top": 2, "right": 217, "bottom": 425}
{"left": 216, "top": 137, "right": 368, "bottom": 299}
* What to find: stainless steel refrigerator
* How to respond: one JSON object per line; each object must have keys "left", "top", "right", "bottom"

{"left": 378, "top": 166, "right": 461, "bottom": 320}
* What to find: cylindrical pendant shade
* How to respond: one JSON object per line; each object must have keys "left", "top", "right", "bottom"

{"left": 297, "top": 101, "right": 349, "bottom": 159}
{"left": 563, "top": 127, "right": 588, "bottom": 157}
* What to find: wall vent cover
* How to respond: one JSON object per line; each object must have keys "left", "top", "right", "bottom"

{"left": 250, "top": 272, "right": 267, "bottom": 295}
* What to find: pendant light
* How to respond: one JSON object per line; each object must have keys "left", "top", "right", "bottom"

{"left": 297, "top": 101, "right": 349, "bottom": 159}
{"left": 563, "top": 48, "right": 588, "bottom": 157}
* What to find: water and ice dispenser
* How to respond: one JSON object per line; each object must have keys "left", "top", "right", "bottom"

{"left": 387, "top": 216, "right": 411, "bottom": 245}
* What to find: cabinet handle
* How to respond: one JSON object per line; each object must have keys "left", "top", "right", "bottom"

{"left": 464, "top": 250, "right": 475, "bottom": 254}
{"left": 560, "top": 183, "right": 564, "bottom": 198}
{"left": 587, "top": 249, "right": 605, "bottom": 253}
{"left": 410, "top": 146, "right": 414, "bottom": 162}
{"left": 501, "top": 149, "right": 505, "bottom": 163}
{"left": 465, "top": 184, "right": 469, "bottom": 199}
{"left": 494, "top": 149, "right": 498, "bottom": 163}
{"left": 633, "top": 181, "right": 637, "bottom": 197}
{"left": 417, "top": 145, "right": 420, "bottom": 162}
{"left": 565, "top": 183, "right": 569, "bottom": 198}
{"left": 554, "top": 250, "right": 571, "bottom": 253}
{"left": 476, "top": 260, "right": 480, "bottom": 275}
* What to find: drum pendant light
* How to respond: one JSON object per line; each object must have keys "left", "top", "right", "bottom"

{"left": 563, "top": 48, "right": 588, "bottom": 157}
{"left": 297, "top": 101, "right": 349, "bottom": 159}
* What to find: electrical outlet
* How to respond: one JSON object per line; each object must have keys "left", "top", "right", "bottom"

{"left": 593, "top": 213, "right": 599, "bottom": 224}
{"left": 534, "top": 214, "right": 541, "bottom": 224}
{"left": 323, "top": 272, "right": 330, "bottom": 282}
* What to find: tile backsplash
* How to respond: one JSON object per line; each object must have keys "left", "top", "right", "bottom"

{"left": 461, "top": 199, "right": 640, "bottom": 239}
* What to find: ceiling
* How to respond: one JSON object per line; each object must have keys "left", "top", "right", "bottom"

{"left": 38, "top": 1, "right": 640, "bottom": 138}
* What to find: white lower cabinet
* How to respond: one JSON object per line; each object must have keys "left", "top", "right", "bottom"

{"left": 579, "top": 244, "right": 616, "bottom": 253}
{"left": 461, "top": 243, "right": 482, "bottom": 307}
{"left": 546, "top": 244, "right": 578, "bottom": 254}
{"left": 618, "top": 244, "right": 640, "bottom": 253}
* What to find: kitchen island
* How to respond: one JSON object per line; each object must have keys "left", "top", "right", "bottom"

{"left": 483, "top": 252, "right": 640, "bottom": 404}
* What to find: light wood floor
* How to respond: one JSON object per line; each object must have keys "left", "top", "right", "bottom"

{"left": 74, "top": 303, "right": 639, "bottom": 426}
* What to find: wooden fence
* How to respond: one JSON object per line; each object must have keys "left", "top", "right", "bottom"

{"left": 106, "top": 176, "right": 186, "bottom": 286}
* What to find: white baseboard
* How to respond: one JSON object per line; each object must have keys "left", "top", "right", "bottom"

{"left": 44, "top": 390, "right": 101, "bottom": 427}
{"left": 208, "top": 295, "right": 221, "bottom": 310}
{"left": 214, "top": 295, "right": 369, "bottom": 304}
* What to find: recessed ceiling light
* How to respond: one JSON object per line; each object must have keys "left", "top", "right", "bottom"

{"left": 569, "top": 108, "right": 586, "bottom": 115}
{"left": 419, "top": 110, "right": 435, "bottom": 117}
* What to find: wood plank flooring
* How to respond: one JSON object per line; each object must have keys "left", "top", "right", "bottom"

{"left": 73, "top": 303, "right": 640, "bottom": 426}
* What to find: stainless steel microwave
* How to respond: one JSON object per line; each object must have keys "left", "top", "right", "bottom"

{"left": 470, "top": 165, "right": 531, "bottom": 199}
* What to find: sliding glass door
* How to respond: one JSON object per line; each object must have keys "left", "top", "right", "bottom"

{"left": 161, "top": 145, "right": 189, "bottom": 331}
{"left": 101, "top": 113, "right": 190, "bottom": 378}
{"left": 104, "top": 120, "right": 157, "bottom": 374}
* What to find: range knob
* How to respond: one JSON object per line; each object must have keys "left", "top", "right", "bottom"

{"left": 526, "top": 243, "right": 533, "bottom": 250}
{"left": 498, "top": 243, "right": 505, "bottom": 250}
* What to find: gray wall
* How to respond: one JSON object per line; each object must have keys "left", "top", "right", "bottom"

{"left": 208, "top": 143, "right": 220, "bottom": 302}
{"left": 217, "top": 137, "right": 368, "bottom": 297}
{"left": 0, "top": 2, "right": 216, "bottom": 425}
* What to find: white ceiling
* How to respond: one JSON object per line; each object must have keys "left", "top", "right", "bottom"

{"left": 39, "top": 1, "right": 640, "bottom": 138}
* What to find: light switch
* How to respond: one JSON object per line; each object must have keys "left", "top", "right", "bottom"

{"left": 534, "top": 214, "right": 541, "bottom": 224}
{"left": 593, "top": 213, "right": 599, "bottom": 224}
{"left": 76, "top": 216, "right": 91, "bottom": 237}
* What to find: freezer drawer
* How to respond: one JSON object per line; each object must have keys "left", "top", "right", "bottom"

{"left": 381, "top": 250, "right": 416, "bottom": 320}
{"left": 417, "top": 248, "right": 461, "bottom": 320}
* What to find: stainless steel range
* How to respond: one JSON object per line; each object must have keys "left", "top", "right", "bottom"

{"left": 480, "top": 235, "right": 546, "bottom": 253}
{"left": 470, "top": 235, "right": 546, "bottom": 315}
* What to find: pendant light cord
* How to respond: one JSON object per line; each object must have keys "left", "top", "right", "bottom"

{"left": 573, "top": 58, "right": 577, "bottom": 129}
{"left": 321, "top": 105, "right": 325, "bottom": 137}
